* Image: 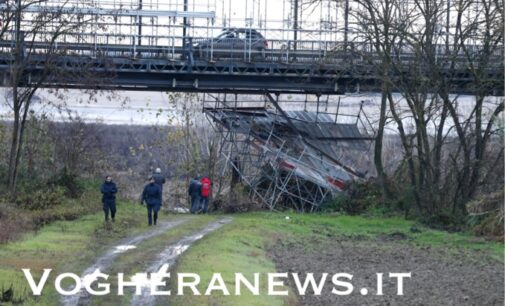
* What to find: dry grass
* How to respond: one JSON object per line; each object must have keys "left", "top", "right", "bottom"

{"left": 0, "top": 203, "right": 34, "bottom": 243}
{"left": 467, "top": 190, "right": 504, "bottom": 240}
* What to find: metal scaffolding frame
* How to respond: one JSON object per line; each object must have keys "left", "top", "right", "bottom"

{"left": 204, "top": 93, "right": 375, "bottom": 212}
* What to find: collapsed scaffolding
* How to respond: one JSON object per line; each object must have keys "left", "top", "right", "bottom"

{"left": 204, "top": 93, "right": 375, "bottom": 212}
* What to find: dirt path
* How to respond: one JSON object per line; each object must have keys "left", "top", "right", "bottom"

{"left": 61, "top": 217, "right": 190, "bottom": 306}
{"left": 130, "top": 217, "right": 232, "bottom": 306}
{"left": 269, "top": 237, "right": 504, "bottom": 306}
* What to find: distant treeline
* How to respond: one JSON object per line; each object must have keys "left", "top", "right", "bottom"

{"left": 0, "top": 119, "right": 198, "bottom": 182}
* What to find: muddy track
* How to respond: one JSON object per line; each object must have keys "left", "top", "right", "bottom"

{"left": 61, "top": 218, "right": 191, "bottom": 306}
{"left": 130, "top": 217, "right": 233, "bottom": 306}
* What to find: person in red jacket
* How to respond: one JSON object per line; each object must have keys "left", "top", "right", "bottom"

{"left": 199, "top": 176, "right": 212, "bottom": 214}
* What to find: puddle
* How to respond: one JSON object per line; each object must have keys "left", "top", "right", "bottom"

{"left": 113, "top": 245, "right": 137, "bottom": 253}
{"left": 171, "top": 207, "right": 190, "bottom": 214}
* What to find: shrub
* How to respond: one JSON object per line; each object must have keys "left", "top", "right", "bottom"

{"left": 29, "top": 204, "right": 87, "bottom": 227}
{"left": 216, "top": 184, "right": 263, "bottom": 213}
{"left": 47, "top": 170, "right": 85, "bottom": 198}
{"left": 321, "top": 181, "right": 383, "bottom": 215}
{"left": 467, "top": 190, "right": 504, "bottom": 240}
{"left": 320, "top": 193, "right": 352, "bottom": 213}
{"left": 421, "top": 210, "right": 464, "bottom": 232}
{"left": 15, "top": 187, "right": 65, "bottom": 210}
{"left": 0, "top": 203, "right": 33, "bottom": 243}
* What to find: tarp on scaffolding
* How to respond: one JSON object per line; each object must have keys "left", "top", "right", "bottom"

{"left": 205, "top": 105, "right": 373, "bottom": 212}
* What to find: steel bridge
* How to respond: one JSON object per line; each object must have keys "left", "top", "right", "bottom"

{"left": 0, "top": 0, "right": 503, "bottom": 95}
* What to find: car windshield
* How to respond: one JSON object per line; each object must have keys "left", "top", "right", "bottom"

{"left": 216, "top": 31, "right": 236, "bottom": 39}
{"left": 215, "top": 29, "right": 264, "bottom": 40}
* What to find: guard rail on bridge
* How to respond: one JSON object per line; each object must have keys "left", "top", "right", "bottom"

{"left": 0, "top": 3, "right": 502, "bottom": 95}
{"left": 1, "top": 39, "right": 502, "bottom": 95}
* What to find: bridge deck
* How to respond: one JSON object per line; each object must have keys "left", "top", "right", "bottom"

{"left": 0, "top": 1, "right": 503, "bottom": 95}
{"left": 0, "top": 46, "right": 502, "bottom": 95}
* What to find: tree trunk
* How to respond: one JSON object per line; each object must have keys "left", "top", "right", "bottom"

{"left": 7, "top": 109, "right": 20, "bottom": 196}
{"left": 374, "top": 89, "right": 392, "bottom": 199}
{"left": 8, "top": 88, "right": 36, "bottom": 198}
{"left": 388, "top": 93, "right": 423, "bottom": 214}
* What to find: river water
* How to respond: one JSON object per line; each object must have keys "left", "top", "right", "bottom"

{"left": 0, "top": 88, "right": 502, "bottom": 134}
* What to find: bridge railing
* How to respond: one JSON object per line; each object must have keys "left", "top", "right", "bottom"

{"left": 1, "top": 0, "right": 503, "bottom": 69}
{"left": 1, "top": 36, "right": 501, "bottom": 70}
{"left": 0, "top": 20, "right": 502, "bottom": 68}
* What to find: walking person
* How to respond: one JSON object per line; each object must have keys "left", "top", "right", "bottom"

{"left": 152, "top": 167, "right": 166, "bottom": 204}
{"left": 140, "top": 176, "right": 162, "bottom": 226}
{"left": 101, "top": 175, "right": 118, "bottom": 222}
{"left": 199, "top": 176, "right": 212, "bottom": 214}
{"left": 188, "top": 177, "right": 202, "bottom": 214}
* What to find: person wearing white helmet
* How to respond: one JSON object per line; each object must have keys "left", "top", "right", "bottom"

{"left": 152, "top": 167, "right": 166, "bottom": 205}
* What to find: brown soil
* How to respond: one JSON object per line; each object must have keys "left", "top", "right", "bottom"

{"left": 269, "top": 236, "right": 504, "bottom": 306}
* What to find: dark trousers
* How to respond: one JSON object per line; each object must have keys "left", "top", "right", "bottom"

{"left": 147, "top": 204, "right": 160, "bottom": 225}
{"left": 200, "top": 196, "right": 209, "bottom": 213}
{"left": 190, "top": 195, "right": 201, "bottom": 213}
{"left": 103, "top": 202, "right": 116, "bottom": 221}
{"left": 158, "top": 186, "right": 164, "bottom": 206}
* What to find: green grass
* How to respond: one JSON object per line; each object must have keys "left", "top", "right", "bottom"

{"left": 246, "top": 212, "right": 504, "bottom": 259}
{"left": 414, "top": 228, "right": 504, "bottom": 261}
{"left": 90, "top": 215, "right": 218, "bottom": 306}
{"left": 170, "top": 216, "right": 294, "bottom": 306}
{"left": 0, "top": 201, "right": 153, "bottom": 305}
{"left": 0, "top": 210, "right": 502, "bottom": 305}
{"left": 170, "top": 212, "right": 504, "bottom": 306}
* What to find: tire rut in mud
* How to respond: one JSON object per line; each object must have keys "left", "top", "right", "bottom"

{"left": 61, "top": 217, "right": 191, "bottom": 306}
{"left": 130, "top": 217, "right": 233, "bottom": 306}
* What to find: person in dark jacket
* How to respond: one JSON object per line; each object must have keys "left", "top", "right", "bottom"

{"left": 188, "top": 177, "right": 202, "bottom": 214}
{"left": 100, "top": 176, "right": 118, "bottom": 222}
{"left": 141, "top": 176, "right": 162, "bottom": 226}
{"left": 152, "top": 168, "right": 166, "bottom": 204}
{"left": 152, "top": 168, "right": 166, "bottom": 189}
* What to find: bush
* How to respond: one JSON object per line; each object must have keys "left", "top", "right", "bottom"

{"left": 29, "top": 204, "right": 89, "bottom": 227}
{"left": 0, "top": 176, "right": 102, "bottom": 244}
{"left": 466, "top": 190, "right": 504, "bottom": 240}
{"left": 320, "top": 193, "right": 352, "bottom": 213}
{"left": 321, "top": 181, "right": 384, "bottom": 215}
{"left": 215, "top": 184, "right": 263, "bottom": 213}
{"left": 15, "top": 187, "right": 65, "bottom": 210}
{"left": 0, "top": 203, "right": 33, "bottom": 243}
{"left": 47, "top": 170, "right": 85, "bottom": 198}
{"left": 421, "top": 210, "right": 464, "bottom": 232}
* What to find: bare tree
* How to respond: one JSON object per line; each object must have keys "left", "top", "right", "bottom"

{"left": 163, "top": 92, "right": 225, "bottom": 208}
{"left": 308, "top": 0, "right": 503, "bottom": 218}
{"left": 440, "top": 0, "right": 504, "bottom": 212}
{"left": 381, "top": 0, "right": 503, "bottom": 217}
{"left": 351, "top": 0, "right": 417, "bottom": 199}
{"left": 48, "top": 115, "right": 105, "bottom": 176}
{"left": 1, "top": 0, "right": 99, "bottom": 196}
